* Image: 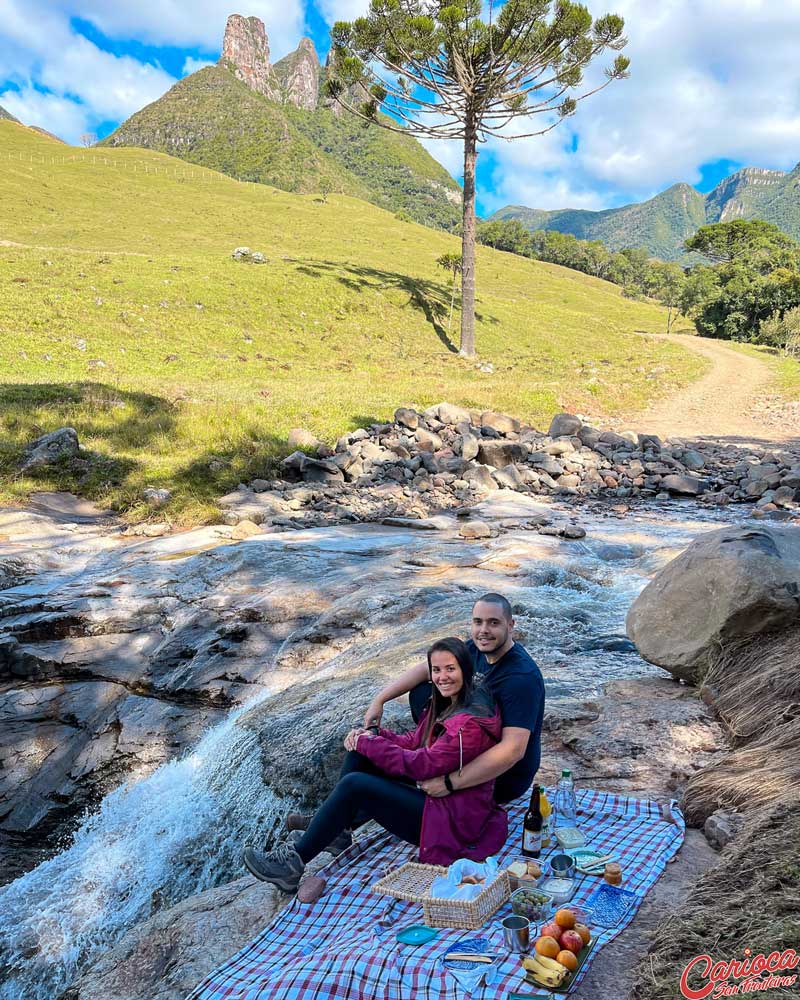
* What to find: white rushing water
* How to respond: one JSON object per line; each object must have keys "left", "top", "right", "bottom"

{"left": 0, "top": 503, "right": 748, "bottom": 999}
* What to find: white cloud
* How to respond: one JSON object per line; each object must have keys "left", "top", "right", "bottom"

{"left": 425, "top": 0, "right": 800, "bottom": 212}
{"left": 315, "top": 0, "right": 368, "bottom": 26}
{"left": 182, "top": 56, "right": 215, "bottom": 76}
{"left": 0, "top": 0, "right": 177, "bottom": 142}
{"left": 0, "top": 87, "right": 92, "bottom": 140}
{"left": 50, "top": 0, "right": 305, "bottom": 60}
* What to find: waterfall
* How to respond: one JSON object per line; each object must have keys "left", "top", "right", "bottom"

{"left": 0, "top": 689, "right": 286, "bottom": 1000}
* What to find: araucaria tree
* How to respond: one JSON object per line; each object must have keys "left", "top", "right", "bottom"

{"left": 325, "top": 0, "right": 630, "bottom": 357}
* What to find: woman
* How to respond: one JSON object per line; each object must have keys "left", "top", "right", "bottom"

{"left": 243, "top": 637, "right": 508, "bottom": 891}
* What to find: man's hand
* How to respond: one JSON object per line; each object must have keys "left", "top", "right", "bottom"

{"left": 417, "top": 775, "right": 450, "bottom": 798}
{"left": 362, "top": 698, "right": 384, "bottom": 730}
{"left": 344, "top": 728, "right": 368, "bottom": 752}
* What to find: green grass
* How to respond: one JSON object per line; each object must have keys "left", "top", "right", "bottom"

{"left": 727, "top": 343, "right": 800, "bottom": 399}
{"left": 0, "top": 120, "right": 705, "bottom": 523}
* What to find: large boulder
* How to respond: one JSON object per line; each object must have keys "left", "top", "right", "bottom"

{"left": 626, "top": 526, "right": 800, "bottom": 683}
{"left": 62, "top": 877, "right": 287, "bottom": 1000}
{"left": 476, "top": 440, "right": 527, "bottom": 469}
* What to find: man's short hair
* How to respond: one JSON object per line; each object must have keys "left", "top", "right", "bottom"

{"left": 474, "top": 592, "right": 513, "bottom": 620}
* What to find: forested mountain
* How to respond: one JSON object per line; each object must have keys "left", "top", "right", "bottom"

{"left": 102, "top": 15, "right": 461, "bottom": 230}
{"left": 494, "top": 165, "right": 800, "bottom": 260}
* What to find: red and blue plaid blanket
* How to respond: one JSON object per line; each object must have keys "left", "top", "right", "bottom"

{"left": 187, "top": 789, "right": 684, "bottom": 999}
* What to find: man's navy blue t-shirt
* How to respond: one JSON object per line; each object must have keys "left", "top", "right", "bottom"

{"left": 466, "top": 638, "right": 545, "bottom": 803}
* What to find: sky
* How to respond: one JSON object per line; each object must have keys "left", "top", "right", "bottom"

{"left": 2, "top": 0, "right": 800, "bottom": 218}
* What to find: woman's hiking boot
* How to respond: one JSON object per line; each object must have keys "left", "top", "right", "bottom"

{"left": 242, "top": 841, "right": 304, "bottom": 891}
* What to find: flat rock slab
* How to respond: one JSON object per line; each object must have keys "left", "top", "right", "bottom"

{"left": 471, "top": 492, "right": 554, "bottom": 522}
{"left": 27, "top": 492, "right": 117, "bottom": 522}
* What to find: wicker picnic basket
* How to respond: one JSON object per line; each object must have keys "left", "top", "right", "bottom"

{"left": 371, "top": 862, "right": 510, "bottom": 930}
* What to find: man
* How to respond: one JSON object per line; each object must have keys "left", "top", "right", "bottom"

{"left": 361, "top": 592, "right": 544, "bottom": 803}
{"left": 243, "top": 592, "right": 544, "bottom": 886}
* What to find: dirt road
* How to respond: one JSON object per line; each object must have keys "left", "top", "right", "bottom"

{"left": 633, "top": 334, "right": 793, "bottom": 444}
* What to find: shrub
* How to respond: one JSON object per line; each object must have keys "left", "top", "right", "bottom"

{"left": 757, "top": 305, "right": 800, "bottom": 356}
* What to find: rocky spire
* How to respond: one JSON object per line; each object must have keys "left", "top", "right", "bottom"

{"left": 273, "top": 37, "right": 320, "bottom": 111}
{"left": 218, "top": 14, "right": 276, "bottom": 99}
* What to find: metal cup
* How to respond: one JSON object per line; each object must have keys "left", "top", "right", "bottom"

{"left": 501, "top": 914, "right": 530, "bottom": 953}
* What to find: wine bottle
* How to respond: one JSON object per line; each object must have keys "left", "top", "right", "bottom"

{"left": 522, "top": 783, "right": 543, "bottom": 858}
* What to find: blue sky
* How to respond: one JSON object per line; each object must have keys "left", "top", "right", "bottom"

{"left": 2, "top": 1, "right": 799, "bottom": 217}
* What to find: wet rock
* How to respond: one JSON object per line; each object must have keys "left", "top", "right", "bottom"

{"left": 20, "top": 427, "right": 80, "bottom": 472}
{"left": 627, "top": 525, "right": 800, "bottom": 683}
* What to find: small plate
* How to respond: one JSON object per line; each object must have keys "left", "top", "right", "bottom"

{"left": 396, "top": 924, "right": 439, "bottom": 945}
{"left": 569, "top": 849, "right": 608, "bottom": 874}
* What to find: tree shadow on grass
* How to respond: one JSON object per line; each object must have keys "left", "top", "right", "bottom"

{"left": 0, "top": 382, "right": 177, "bottom": 497}
{"left": 292, "top": 259, "right": 471, "bottom": 353}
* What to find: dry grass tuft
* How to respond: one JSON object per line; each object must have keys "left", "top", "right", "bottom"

{"left": 683, "top": 626, "right": 800, "bottom": 824}
{"left": 632, "top": 801, "right": 800, "bottom": 1000}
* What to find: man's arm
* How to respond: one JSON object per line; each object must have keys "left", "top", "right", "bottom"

{"left": 417, "top": 727, "right": 529, "bottom": 797}
{"left": 362, "top": 660, "right": 429, "bottom": 728}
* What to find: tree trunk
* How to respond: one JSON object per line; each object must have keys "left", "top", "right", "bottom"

{"left": 459, "top": 122, "right": 478, "bottom": 357}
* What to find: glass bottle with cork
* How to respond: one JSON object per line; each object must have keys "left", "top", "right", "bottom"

{"left": 522, "top": 782, "right": 543, "bottom": 858}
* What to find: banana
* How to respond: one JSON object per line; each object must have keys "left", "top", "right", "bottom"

{"left": 525, "top": 968, "right": 565, "bottom": 989}
{"left": 521, "top": 954, "right": 568, "bottom": 988}
{"left": 531, "top": 954, "right": 568, "bottom": 974}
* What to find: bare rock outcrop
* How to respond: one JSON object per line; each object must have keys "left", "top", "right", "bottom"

{"left": 218, "top": 14, "right": 276, "bottom": 99}
{"left": 61, "top": 877, "right": 285, "bottom": 1000}
{"left": 273, "top": 38, "right": 320, "bottom": 111}
{"left": 626, "top": 525, "right": 800, "bottom": 684}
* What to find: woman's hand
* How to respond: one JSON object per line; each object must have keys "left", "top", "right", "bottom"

{"left": 344, "top": 728, "right": 368, "bottom": 752}
{"left": 362, "top": 698, "right": 384, "bottom": 730}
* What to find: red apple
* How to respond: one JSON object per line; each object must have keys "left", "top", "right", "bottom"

{"left": 560, "top": 929, "right": 584, "bottom": 954}
{"left": 541, "top": 922, "right": 562, "bottom": 943}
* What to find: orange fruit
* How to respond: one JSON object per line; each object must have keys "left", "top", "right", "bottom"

{"left": 555, "top": 908, "right": 576, "bottom": 929}
{"left": 535, "top": 936, "right": 561, "bottom": 959}
{"left": 574, "top": 922, "right": 591, "bottom": 945}
{"left": 556, "top": 950, "right": 579, "bottom": 972}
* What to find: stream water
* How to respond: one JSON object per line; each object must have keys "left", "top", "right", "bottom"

{"left": 0, "top": 502, "right": 751, "bottom": 1000}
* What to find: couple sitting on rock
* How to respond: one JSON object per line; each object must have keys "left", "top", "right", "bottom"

{"left": 243, "top": 592, "right": 545, "bottom": 891}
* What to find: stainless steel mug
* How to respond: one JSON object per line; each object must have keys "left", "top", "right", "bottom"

{"left": 501, "top": 914, "right": 531, "bottom": 953}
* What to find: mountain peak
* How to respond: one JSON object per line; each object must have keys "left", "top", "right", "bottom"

{"left": 273, "top": 36, "right": 321, "bottom": 110}
{"left": 0, "top": 104, "right": 20, "bottom": 124}
{"left": 218, "top": 13, "right": 276, "bottom": 99}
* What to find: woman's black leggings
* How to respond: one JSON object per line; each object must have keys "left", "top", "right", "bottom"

{"left": 295, "top": 753, "right": 426, "bottom": 864}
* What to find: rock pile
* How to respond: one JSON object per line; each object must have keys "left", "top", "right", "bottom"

{"left": 220, "top": 404, "right": 800, "bottom": 529}
{"left": 231, "top": 247, "right": 267, "bottom": 264}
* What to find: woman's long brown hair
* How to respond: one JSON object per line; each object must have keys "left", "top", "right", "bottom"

{"left": 422, "top": 637, "right": 475, "bottom": 746}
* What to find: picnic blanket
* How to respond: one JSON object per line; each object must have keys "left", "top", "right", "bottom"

{"left": 187, "top": 789, "right": 685, "bottom": 1000}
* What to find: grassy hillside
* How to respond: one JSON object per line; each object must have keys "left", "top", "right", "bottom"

{"left": 0, "top": 120, "right": 704, "bottom": 522}
{"left": 102, "top": 66, "right": 461, "bottom": 231}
